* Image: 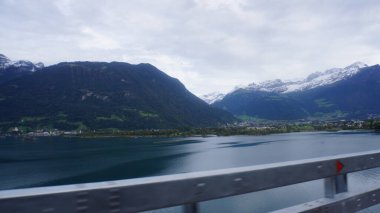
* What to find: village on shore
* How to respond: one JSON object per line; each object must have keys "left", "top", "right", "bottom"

{"left": 1, "top": 119, "right": 379, "bottom": 138}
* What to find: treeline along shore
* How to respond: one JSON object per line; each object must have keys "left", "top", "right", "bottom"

{"left": 3, "top": 119, "right": 380, "bottom": 138}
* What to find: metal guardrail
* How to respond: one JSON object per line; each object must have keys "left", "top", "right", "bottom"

{"left": 272, "top": 184, "right": 380, "bottom": 213}
{"left": 2, "top": 149, "right": 380, "bottom": 212}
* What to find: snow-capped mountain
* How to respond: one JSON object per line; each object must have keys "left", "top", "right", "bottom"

{"left": 0, "top": 54, "right": 45, "bottom": 84}
{"left": 241, "top": 62, "right": 368, "bottom": 93}
{"left": 0, "top": 54, "right": 44, "bottom": 71}
{"left": 0, "top": 54, "right": 12, "bottom": 69}
{"left": 203, "top": 62, "right": 367, "bottom": 104}
{"left": 213, "top": 62, "right": 380, "bottom": 121}
{"left": 201, "top": 92, "right": 225, "bottom": 104}
{"left": 35, "top": 62, "right": 45, "bottom": 69}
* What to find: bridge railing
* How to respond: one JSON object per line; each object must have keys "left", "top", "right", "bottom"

{"left": 2, "top": 150, "right": 380, "bottom": 212}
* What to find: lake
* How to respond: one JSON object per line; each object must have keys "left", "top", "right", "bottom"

{"left": 1, "top": 131, "right": 380, "bottom": 212}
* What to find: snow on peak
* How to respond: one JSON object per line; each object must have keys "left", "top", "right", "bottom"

{"left": 200, "top": 92, "right": 225, "bottom": 104}
{"left": 241, "top": 62, "right": 368, "bottom": 93}
{"left": 0, "top": 54, "right": 12, "bottom": 68}
{"left": 246, "top": 79, "right": 288, "bottom": 93}
{"left": 346, "top": 61, "right": 367, "bottom": 69}
{"left": 0, "top": 54, "right": 10, "bottom": 61}
{"left": 12, "top": 60, "right": 35, "bottom": 68}
{"left": 0, "top": 53, "right": 44, "bottom": 71}
{"left": 35, "top": 62, "right": 45, "bottom": 69}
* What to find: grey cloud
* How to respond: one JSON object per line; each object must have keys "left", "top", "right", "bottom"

{"left": 1, "top": 0, "right": 380, "bottom": 95}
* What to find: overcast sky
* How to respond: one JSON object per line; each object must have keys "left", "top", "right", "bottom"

{"left": 1, "top": 0, "right": 380, "bottom": 95}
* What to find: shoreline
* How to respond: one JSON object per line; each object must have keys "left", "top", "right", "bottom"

{"left": 2, "top": 128, "right": 379, "bottom": 139}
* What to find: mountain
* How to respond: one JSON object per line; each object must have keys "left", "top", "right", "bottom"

{"left": 237, "top": 62, "right": 367, "bottom": 93}
{"left": 213, "top": 63, "right": 380, "bottom": 121}
{"left": 202, "top": 62, "right": 367, "bottom": 104}
{"left": 200, "top": 92, "right": 225, "bottom": 104}
{"left": 0, "top": 54, "right": 11, "bottom": 67}
{"left": 0, "top": 54, "right": 44, "bottom": 84}
{"left": 0, "top": 61, "right": 234, "bottom": 131}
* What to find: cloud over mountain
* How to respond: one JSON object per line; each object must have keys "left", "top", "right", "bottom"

{"left": 1, "top": 0, "right": 380, "bottom": 95}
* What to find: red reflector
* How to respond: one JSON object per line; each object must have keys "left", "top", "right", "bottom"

{"left": 336, "top": 160, "right": 344, "bottom": 173}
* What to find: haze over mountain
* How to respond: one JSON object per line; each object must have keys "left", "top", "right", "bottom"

{"left": 212, "top": 63, "right": 380, "bottom": 121}
{"left": 201, "top": 92, "right": 225, "bottom": 105}
{"left": 0, "top": 54, "right": 234, "bottom": 131}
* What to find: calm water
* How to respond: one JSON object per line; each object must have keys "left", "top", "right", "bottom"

{"left": 1, "top": 131, "right": 380, "bottom": 212}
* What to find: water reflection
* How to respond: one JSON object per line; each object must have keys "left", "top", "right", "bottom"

{"left": 219, "top": 140, "right": 286, "bottom": 148}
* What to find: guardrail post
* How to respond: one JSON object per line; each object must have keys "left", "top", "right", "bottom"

{"left": 324, "top": 176, "right": 336, "bottom": 198}
{"left": 335, "top": 174, "right": 348, "bottom": 193}
{"left": 183, "top": 203, "right": 199, "bottom": 213}
{"left": 324, "top": 174, "right": 348, "bottom": 198}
